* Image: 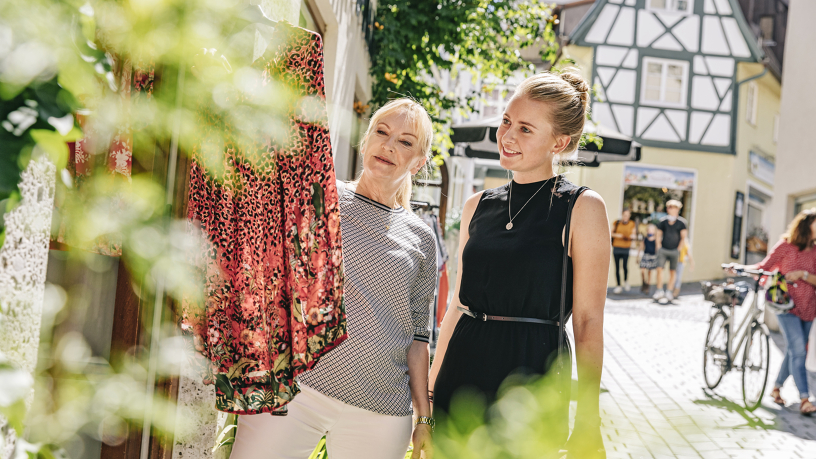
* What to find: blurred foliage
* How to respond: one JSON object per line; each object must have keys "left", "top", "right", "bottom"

{"left": 368, "top": 0, "right": 560, "bottom": 158}
{"left": 0, "top": 0, "right": 301, "bottom": 457}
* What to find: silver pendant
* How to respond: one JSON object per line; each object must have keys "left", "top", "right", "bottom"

{"left": 506, "top": 222, "right": 513, "bottom": 230}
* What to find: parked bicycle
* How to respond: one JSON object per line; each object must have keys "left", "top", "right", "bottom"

{"left": 702, "top": 264, "right": 774, "bottom": 411}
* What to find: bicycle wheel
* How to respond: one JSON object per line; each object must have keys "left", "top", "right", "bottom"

{"left": 703, "top": 310, "right": 729, "bottom": 389}
{"left": 742, "top": 323, "right": 770, "bottom": 411}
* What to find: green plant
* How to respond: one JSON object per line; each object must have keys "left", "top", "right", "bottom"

{"left": 368, "top": 0, "right": 560, "bottom": 158}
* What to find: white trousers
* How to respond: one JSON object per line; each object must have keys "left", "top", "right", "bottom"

{"left": 229, "top": 384, "right": 413, "bottom": 459}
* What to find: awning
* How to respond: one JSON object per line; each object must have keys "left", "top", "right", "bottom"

{"left": 450, "top": 116, "right": 640, "bottom": 166}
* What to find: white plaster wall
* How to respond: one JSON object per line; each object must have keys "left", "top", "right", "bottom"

{"left": 321, "top": 0, "right": 373, "bottom": 180}
{"left": 768, "top": 0, "right": 816, "bottom": 242}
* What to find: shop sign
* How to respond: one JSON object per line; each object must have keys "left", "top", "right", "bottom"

{"left": 749, "top": 151, "right": 775, "bottom": 185}
{"left": 623, "top": 165, "right": 695, "bottom": 191}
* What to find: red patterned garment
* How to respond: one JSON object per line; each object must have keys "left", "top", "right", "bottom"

{"left": 182, "top": 22, "right": 346, "bottom": 415}
{"left": 757, "top": 240, "right": 816, "bottom": 321}
{"left": 60, "top": 58, "right": 154, "bottom": 256}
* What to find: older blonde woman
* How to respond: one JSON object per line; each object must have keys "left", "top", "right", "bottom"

{"left": 230, "top": 99, "right": 438, "bottom": 459}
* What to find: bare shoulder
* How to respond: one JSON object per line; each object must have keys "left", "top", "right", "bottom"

{"left": 573, "top": 190, "right": 607, "bottom": 219}
{"left": 462, "top": 190, "right": 485, "bottom": 220}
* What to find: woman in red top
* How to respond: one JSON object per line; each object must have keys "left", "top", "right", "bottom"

{"left": 731, "top": 209, "right": 816, "bottom": 415}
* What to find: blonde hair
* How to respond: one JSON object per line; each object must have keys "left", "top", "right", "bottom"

{"left": 357, "top": 98, "right": 434, "bottom": 209}
{"left": 512, "top": 69, "right": 591, "bottom": 154}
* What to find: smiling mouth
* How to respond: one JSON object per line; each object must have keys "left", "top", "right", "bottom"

{"left": 501, "top": 145, "right": 521, "bottom": 156}
{"left": 374, "top": 155, "right": 395, "bottom": 165}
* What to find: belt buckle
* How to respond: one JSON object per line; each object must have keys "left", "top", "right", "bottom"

{"left": 480, "top": 312, "right": 487, "bottom": 321}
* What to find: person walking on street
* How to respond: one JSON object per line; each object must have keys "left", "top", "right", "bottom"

{"left": 729, "top": 208, "right": 816, "bottom": 416}
{"left": 653, "top": 200, "right": 688, "bottom": 302}
{"left": 612, "top": 209, "right": 636, "bottom": 294}
{"left": 639, "top": 223, "right": 658, "bottom": 294}
{"left": 430, "top": 71, "right": 609, "bottom": 458}
{"left": 672, "top": 242, "right": 694, "bottom": 298}
{"left": 229, "top": 99, "right": 438, "bottom": 459}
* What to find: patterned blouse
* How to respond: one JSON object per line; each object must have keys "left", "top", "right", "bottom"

{"left": 182, "top": 22, "right": 346, "bottom": 415}
{"left": 299, "top": 181, "right": 437, "bottom": 416}
{"left": 757, "top": 240, "right": 816, "bottom": 321}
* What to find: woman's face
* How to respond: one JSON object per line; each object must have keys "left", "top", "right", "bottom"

{"left": 496, "top": 96, "right": 571, "bottom": 175}
{"left": 361, "top": 111, "right": 426, "bottom": 185}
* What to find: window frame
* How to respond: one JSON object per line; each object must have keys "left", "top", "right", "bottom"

{"left": 645, "top": 0, "right": 694, "bottom": 16}
{"left": 640, "top": 57, "right": 690, "bottom": 109}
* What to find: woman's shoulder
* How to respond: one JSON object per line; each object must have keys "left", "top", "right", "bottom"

{"left": 400, "top": 210, "right": 436, "bottom": 245}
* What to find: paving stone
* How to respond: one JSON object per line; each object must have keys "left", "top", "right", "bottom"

{"left": 598, "top": 294, "right": 816, "bottom": 458}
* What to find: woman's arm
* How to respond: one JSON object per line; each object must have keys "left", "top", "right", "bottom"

{"left": 428, "top": 191, "right": 483, "bottom": 403}
{"left": 408, "top": 341, "right": 432, "bottom": 458}
{"left": 569, "top": 191, "right": 610, "bottom": 420}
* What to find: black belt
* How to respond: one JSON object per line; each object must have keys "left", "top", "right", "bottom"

{"left": 458, "top": 306, "right": 559, "bottom": 326}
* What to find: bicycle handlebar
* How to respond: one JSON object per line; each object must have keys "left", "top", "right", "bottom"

{"left": 720, "top": 263, "right": 775, "bottom": 277}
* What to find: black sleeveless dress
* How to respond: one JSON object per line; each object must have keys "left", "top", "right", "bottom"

{"left": 433, "top": 176, "right": 578, "bottom": 416}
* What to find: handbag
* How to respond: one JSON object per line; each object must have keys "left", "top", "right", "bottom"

{"left": 558, "top": 186, "right": 606, "bottom": 459}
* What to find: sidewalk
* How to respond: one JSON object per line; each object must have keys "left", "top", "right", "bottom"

{"left": 599, "top": 292, "right": 816, "bottom": 458}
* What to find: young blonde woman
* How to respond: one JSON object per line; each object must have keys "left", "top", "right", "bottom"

{"left": 230, "top": 99, "right": 437, "bottom": 459}
{"left": 430, "top": 71, "right": 609, "bottom": 456}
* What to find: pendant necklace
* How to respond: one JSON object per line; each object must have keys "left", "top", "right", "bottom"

{"left": 506, "top": 176, "right": 555, "bottom": 230}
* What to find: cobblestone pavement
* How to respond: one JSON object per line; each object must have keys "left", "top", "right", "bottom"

{"left": 599, "top": 290, "right": 816, "bottom": 458}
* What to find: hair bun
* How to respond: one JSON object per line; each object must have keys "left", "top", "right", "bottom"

{"left": 559, "top": 70, "right": 590, "bottom": 111}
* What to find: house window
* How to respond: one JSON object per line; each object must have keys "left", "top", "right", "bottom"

{"left": 641, "top": 57, "right": 689, "bottom": 108}
{"left": 746, "top": 81, "right": 758, "bottom": 126}
{"left": 646, "top": 0, "right": 693, "bottom": 15}
{"left": 773, "top": 113, "right": 779, "bottom": 144}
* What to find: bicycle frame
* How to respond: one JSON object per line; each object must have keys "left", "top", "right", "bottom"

{"left": 713, "top": 266, "right": 773, "bottom": 370}
{"left": 717, "top": 280, "right": 763, "bottom": 370}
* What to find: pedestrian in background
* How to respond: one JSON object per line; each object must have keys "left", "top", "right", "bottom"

{"left": 653, "top": 200, "right": 688, "bottom": 302}
{"left": 639, "top": 223, "right": 658, "bottom": 294}
{"left": 611, "top": 208, "right": 636, "bottom": 294}
{"left": 731, "top": 208, "right": 816, "bottom": 416}
{"left": 672, "top": 242, "right": 694, "bottom": 298}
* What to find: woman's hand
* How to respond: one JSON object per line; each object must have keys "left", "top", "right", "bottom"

{"left": 411, "top": 424, "right": 433, "bottom": 459}
{"left": 786, "top": 270, "right": 807, "bottom": 282}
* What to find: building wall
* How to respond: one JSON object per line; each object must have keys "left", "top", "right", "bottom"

{"left": 309, "top": 0, "right": 373, "bottom": 180}
{"left": 768, "top": 0, "right": 816, "bottom": 242}
{"left": 562, "top": 44, "right": 780, "bottom": 287}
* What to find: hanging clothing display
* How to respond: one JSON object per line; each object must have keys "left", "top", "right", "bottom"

{"left": 59, "top": 58, "right": 154, "bottom": 256}
{"left": 420, "top": 213, "right": 448, "bottom": 270}
{"left": 182, "top": 22, "right": 346, "bottom": 415}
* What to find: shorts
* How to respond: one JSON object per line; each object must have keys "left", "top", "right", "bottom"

{"left": 657, "top": 248, "right": 680, "bottom": 271}
{"left": 640, "top": 254, "right": 658, "bottom": 270}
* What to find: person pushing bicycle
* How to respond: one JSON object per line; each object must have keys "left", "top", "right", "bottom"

{"left": 725, "top": 208, "right": 816, "bottom": 416}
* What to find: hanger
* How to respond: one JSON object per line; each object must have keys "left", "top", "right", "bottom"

{"left": 237, "top": 3, "right": 278, "bottom": 28}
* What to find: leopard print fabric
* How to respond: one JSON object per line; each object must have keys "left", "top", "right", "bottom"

{"left": 182, "top": 23, "right": 346, "bottom": 415}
